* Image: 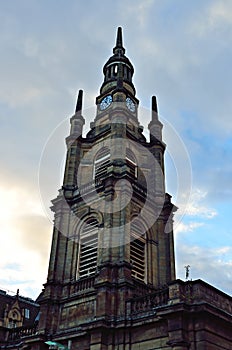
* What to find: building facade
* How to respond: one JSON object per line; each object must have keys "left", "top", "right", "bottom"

{"left": 0, "top": 289, "right": 39, "bottom": 347}
{"left": 2, "top": 28, "right": 232, "bottom": 350}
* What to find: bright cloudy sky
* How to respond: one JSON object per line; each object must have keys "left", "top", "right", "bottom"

{"left": 0, "top": 0, "right": 232, "bottom": 299}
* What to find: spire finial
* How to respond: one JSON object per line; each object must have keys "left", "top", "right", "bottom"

{"left": 75, "top": 89, "right": 83, "bottom": 114}
{"left": 148, "top": 95, "right": 163, "bottom": 142}
{"left": 152, "top": 96, "right": 158, "bottom": 114}
{"left": 68, "top": 89, "right": 85, "bottom": 141}
{"left": 151, "top": 95, "right": 158, "bottom": 120}
{"left": 116, "top": 27, "right": 123, "bottom": 48}
{"left": 113, "top": 27, "right": 125, "bottom": 55}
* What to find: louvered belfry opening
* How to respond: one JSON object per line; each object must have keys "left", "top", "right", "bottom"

{"left": 126, "top": 148, "right": 137, "bottom": 178}
{"left": 130, "top": 221, "right": 146, "bottom": 282}
{"left": 78, "top": 218, "right": 99, "bottom": 278}
{"left": 94, "top": 147, "right": 110, "bottom": 180}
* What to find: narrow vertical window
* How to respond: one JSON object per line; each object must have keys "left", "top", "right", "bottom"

{"left": 78, "top": 218, "right": 99, "bottom": 278}
{"left": 114, "top": 64, "right": 118, "bottom": 74}
{"left": 24, "top": 308, "right": 30, "bottom": 319}
{"left": 130, "top": 221, "right": 146, "bottom": 281}
{"left": 123, "top": 65, "right": 127, "bottom": 79}
{"left": 108, "top": 66, "right": 112, "bottom": 78}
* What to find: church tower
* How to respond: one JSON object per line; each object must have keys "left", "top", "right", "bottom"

{"left": 38, "top": 27, "right": 176, "bottom": 348}
{"left": 3, "top": 28, "right": 232, "bottom": 350}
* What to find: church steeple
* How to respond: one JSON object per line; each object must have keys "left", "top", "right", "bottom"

{"left": 92, "top": 27, "right": 140, "bottom": 135}
{"left": 98, "top": 27, "right": 136, "bottom": 99}
{"left": 38, "top": 28, "right": 176, "bottom": 344}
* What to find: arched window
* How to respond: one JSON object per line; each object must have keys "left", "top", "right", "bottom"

{"left": 78, "top": 218, "right": 99, "bottom": 278}
{"left": 130, "top": 220, "right": 146, "bottom": 282}
{"left": 126, "top": 148, "right": 137, "bottom": 178}
{"left": 8, "top": 309, "right": 21, "bottom": 328}
{"left": 94, "top": 147, "right": 110, "bottom": 180}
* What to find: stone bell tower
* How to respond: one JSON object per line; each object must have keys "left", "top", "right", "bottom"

{"left": 4, "top": 27, "right": 232, "bottom": 350}
{"left": 37, "top": 27, "right": 176, "bottom": 349}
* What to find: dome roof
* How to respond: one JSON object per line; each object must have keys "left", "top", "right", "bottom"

{"left": 99, "top": 27, "right": 136, "bottom": 96}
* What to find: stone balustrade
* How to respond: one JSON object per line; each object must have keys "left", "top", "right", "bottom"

{"left": 8, "top": 323, "right": 38, "bottom": 341}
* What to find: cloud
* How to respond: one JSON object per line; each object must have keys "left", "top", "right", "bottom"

{"left": 192, "top": 0, "right": 232, "bottom": 37}
{"left": 0, "top": 185, "right": 51, "bottom": 299}
{"left": 183, "top": 189, "right": 217, "bottom": 219}
{"left": 128, "top": 1, "right": 232, "bottom": 138}
{"left": 173, "top": 188, "right": 217, "bottom": 234}
{"left": 175, "top": 221, "right": 204, "bottom": 234}
{"left": 176, "top": 244, "right": 232, "bottom": 295}
{"left": 119, "top": 0, "right": 155, "bottom": 28}
{"left": 182, "top": 137, "right": 232, "bottom": 205}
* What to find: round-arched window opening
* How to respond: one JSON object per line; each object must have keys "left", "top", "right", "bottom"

{"left": 77, "top": 218, "right": 99, "bottom": 279}
{"left": 130, "top": 220, "right": 147, "bottom": 282}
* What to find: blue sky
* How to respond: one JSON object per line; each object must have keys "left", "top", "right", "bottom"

{"left": 0, "top": 0, "right": 232, "bottom": 299}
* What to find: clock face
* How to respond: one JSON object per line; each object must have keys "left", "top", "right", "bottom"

{"left": 126, "top": 97, "right": 136, "bottom": 112}
{"left": 100, "top": 95, "right": 112, "bottom": 110}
